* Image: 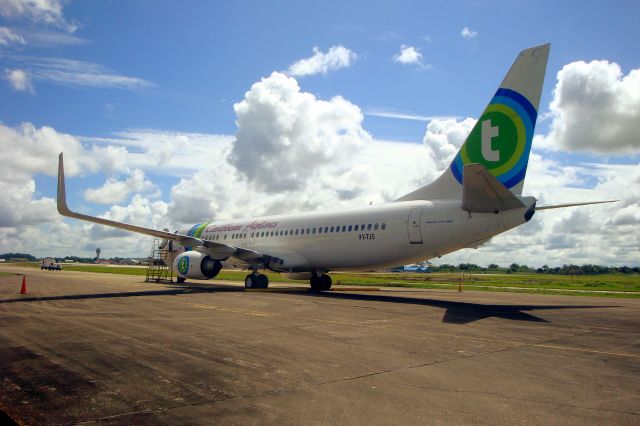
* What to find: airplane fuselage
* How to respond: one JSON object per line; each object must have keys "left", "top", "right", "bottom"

{"left": 178, "top": 197, "right": 536, "bottom": 273}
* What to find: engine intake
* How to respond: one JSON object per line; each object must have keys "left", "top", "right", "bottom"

{"left": 174, "top": 251, "right": 222, "bottom": 280}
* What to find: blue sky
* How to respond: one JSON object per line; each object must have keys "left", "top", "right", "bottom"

{"left": 4, "top": 1, "right": 639, "bottom": 139}
{"left": 1, "top": 0, "right": 639, "bottom": 265}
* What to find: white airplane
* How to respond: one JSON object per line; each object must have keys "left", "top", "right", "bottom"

{"left": 57, "top": 43, "right": 613, "bottom": 290}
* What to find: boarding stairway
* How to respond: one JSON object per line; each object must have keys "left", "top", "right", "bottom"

{"left": 145, "top": 239, "right": 176, "bottom": 283}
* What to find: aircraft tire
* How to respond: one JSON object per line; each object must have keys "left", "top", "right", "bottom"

{"left": 310, "top": 274, "right": 331, "bottom": 291}
{"left": 258, "top": 274, "right": 269, "bottom": 289}
{"left": 320, "top": 274, "right": 332, "bottom": 291}
{"left": 310, "top": 274, "right": 321, "bottom": 291}
{"left": 176, "top": 277, "right": 186, "bottom": 284}
{"left": 245, "top": 274, "right": 254, "bottom": 289}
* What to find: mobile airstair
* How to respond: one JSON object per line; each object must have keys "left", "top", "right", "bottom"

{"left": 145, "top": 238, "right": 176, "bottom": 283}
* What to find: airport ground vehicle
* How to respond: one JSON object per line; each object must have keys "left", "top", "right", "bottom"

{"left": 41, "top": 257, "right": 62, "bottom": 271}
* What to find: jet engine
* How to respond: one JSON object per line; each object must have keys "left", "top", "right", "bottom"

{"left": 174, "top": 251, "right": 222, "bottom": 280}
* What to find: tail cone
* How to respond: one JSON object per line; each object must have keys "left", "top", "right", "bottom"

{"left": 20, "top": 276, "right": 27, "bottom": 294}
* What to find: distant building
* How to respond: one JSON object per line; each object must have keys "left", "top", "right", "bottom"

{"left": 390, "top": 264, "right": 431, "bottom": 273}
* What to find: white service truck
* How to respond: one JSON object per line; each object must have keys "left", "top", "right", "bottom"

{"left": 41, "top": 257, "right": 62, "bottom": 271}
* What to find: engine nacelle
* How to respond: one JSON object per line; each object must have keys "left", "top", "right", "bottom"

{"left": 174, "top": 251, "right": 222, "bottom": 280}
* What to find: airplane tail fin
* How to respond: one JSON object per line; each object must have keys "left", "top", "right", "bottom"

{"left": 397, "top": 43, "right": 550, "bottom": 201}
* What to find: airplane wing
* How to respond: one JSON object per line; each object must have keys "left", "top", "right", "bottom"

{"left": 535, "top": 200, "right": 617, "bottom": 210}
{"left": 56, "top": 153, "right": 270, "bottom": 264}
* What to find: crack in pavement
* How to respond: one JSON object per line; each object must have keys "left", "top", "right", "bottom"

{"left": 77, "top": 328, "right": 626, "bottom": 423}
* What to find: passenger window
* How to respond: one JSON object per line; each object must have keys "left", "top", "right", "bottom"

{"left": 361, "top": 224, "right": 365, "bottom": 230}
{"left": 354, "top": 225, "right": 359, "bottom": 231}
{"left": 374, "top": 223, "right": 379, "bottom": 230}
{"left": 324, "top": 227, "right": 329, "bottom": 233}
{"left": 306, "top": 228, "right": 310, "bottom": 234}
{"left": 312, "top": 228, "right": 316, "bottom": 234}
{"left": 342, "top": 225, "right": 346, "bottom": 232}
{"left": 367, "top": 224, "right": 372, "bottom": 230}
{"left": 330, "top": 226, "right": 335, "bottom": 232}
{"left": 319, "top": 228, "right": 323, "bottom": 234}
{"left": 381, "top": 223, "right": 386, "bottom": 230}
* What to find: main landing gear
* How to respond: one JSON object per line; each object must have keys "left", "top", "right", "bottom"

{"left": 310, "top": 273, "right": 332, "bottom": 291}
{"left": 245, "top": 272, "right": 269, "bottom": 289}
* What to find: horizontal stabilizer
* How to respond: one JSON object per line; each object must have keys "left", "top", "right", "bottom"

{"left": 536, "top": 200, "right": 617, "bottom": 210}
{"left": 462, "top": 164, "right": 525, "bottom": 213}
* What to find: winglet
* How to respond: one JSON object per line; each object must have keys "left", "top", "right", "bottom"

{"left": 462, "top": 164, "right": 525, "bottom": 213}
{"left": 57, "top": 152, "right": 72, "bottom": 216}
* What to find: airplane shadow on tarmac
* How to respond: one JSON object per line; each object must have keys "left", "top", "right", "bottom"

{"left": 0, "top": 282, "right": 615, "bottom": 324}
{"left": 300, "top": 291, "right": 616, "bottom": 324}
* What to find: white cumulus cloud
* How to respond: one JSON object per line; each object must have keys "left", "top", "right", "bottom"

{"left": 287, "top": 45, "right": 357, "bottom": 77}
{"left": 461, "top": 27, "right": 478, "bottom": 39}
{"left": 537, "top": 60, "right": 640, "bottom": 153}
{"left": 4, "top": 68, "right": 34, "bottom": 93}
{"left": 90, "top": 194, "right": 168, "bottom": 239}
{"left": 0, "top": 122, "right": 99, "bottom": 183}
{"left": 423, "top": 117, "right": 477, "bottom": 169}
{"left": 230, "top": 71, "right": 372, "bottom": 192}
{"left": 84, "top": 169, "right": 159, "bottom": 205}
{"left": 0, "top": 179, "right": 57, "bottom": 227}
{"left": 393, "top": 44, "right": 428, "bottom": 69}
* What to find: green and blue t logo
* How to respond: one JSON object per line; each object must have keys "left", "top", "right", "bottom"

{"left": 451, "top": 88, "right": 537, "bottom": 188}
{"left": 177, "top": 256, "right": 189, "bottom": 275}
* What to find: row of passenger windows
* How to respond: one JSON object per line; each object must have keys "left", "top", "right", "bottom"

{"left": 202, "top": 222, "right": 387, "bottom": 242}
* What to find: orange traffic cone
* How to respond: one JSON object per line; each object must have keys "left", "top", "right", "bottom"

{"left": 20, "top": 275, "right": 27, "bottom": 294}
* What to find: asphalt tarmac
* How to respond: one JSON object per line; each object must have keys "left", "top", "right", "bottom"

{"left": 0, "top": 266, "right": 638, "bottom": 425}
